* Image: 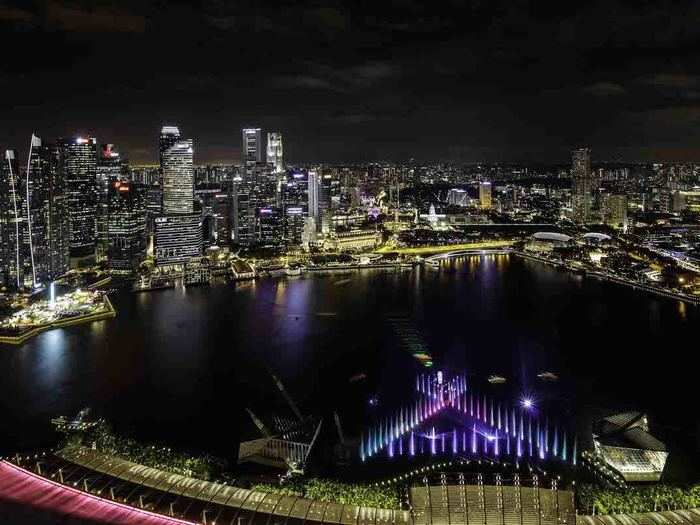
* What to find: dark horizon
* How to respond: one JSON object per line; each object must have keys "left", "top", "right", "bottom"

{"left": 1, "top": 1, "right": 699, "bottom": 164}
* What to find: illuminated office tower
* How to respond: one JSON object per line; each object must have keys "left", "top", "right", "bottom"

{"left": 571, "top": 148, "right": 595, "bottom": 224}
{"left": 61, "top": 137, "right": 98, "bottom": 260}
{"left": 23, "top": 135, "right": 52, "bottom": 286}
{"left": 256, "top": 206, "right": 284, "bottom": 247}
{"left": 242, "top": 128, "right": 262, "bottom": 182}
{"left": 231, "top": 178, "right": 252, "bottom": 246}
{"left": 282, "top": 171, "right": 309, "bottom": 246}
{"left": 45, "top": 143, "right": 70, "bottom": 279}
{"left": 266, "top": 132, "right": 284, "bottom": 173}
{"left": 162, "top": 139, "right": 194, "bottom": 214}
{"left": 0, "top": 150, "right": 25, "bottom": 288}
{"left": 96, "top": 144, "right": 123, "bottom": 260}
{"left": 319, "top": 173, "right": 333, "bottom": 234}
{"left": 308, "top": 170, "right": 320, "bottom": 227}
{"left": 602, "top": 194, "right": 628, "bottom": 229}
{"left": 108, "top": 181, "right": 146, "bottom": 269}
{"left": 159, "top": 126, "right": 180, "bottom": 176}
{"left": 447, "top": 188, "right": 469, "bottom": 207}
{"left": 479, "top": 181, "right": 492, "bottom": 210}
{"left": 153, "top": 214, "right": 202, "bottom": 264}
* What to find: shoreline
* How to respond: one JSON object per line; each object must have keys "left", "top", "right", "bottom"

{"left": 512, "top": 251, "right": 700, "bottom": 306}
{"left": 0, "top": 295, "right": 117, "bottom": 346}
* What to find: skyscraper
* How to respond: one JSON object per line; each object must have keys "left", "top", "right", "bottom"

{"left": 242, "top": 128, "right": 262, "bottom": 183}
{"left": 319, "top": 173, "right": 333, "bottom": 235}
{"left": 479, "top": 181, "right": 492, "bottom": 210}
{"left": 24, "top": 135, "right": 51, "bottom": 286}
{"left": 45, "top": 142, "right": 70, "bottom": 280}
{"left": 162, "top": 139, "right": 194, "bottom": 214}
{"left": 308, "top": 169, "right": 320, "bottom": 227}
{"left": 266, "top": 132, "right": 283, "bottom": 173}
{"left": 571, "top": 148, "right": 593, "bottom": 224}
{"left": 96, "top": 144, "right": 123, "bottom": 260}
{"left": 1, "top": 149, "right": 24, "bottom": 288}
{"left": 62, "top": 137, "right": 98, "bottom": 260}
{"left": 108, "top": 181, "right": 146, "bottom": 269}
{"left": 154, "top": 127, "right": 201, "bottom": 265}
{"left": 159, "top": 126, "right": 181, "bottom": 176}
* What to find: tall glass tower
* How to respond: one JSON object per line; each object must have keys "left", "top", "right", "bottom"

{"left": 266, "top": 132, "right": 284, "bottom": 173}
{"left": 162, "top": 139, "right": 194, "bottom": 214}
{"left": 62, "top": 137, "right": 98, "bottom": 259}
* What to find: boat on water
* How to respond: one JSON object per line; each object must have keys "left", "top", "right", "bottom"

{"left": 487, "top": 375, "right": 507, "bottom": 384}
{"left": 537, "top": 371, "right": 559, "bottom": 382}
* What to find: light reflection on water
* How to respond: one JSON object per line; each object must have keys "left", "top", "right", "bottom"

{"left": 0, "top": 255, "right": 698, "bottom": 464}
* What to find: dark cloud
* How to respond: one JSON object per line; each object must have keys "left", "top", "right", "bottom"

{"left": 1, "top": 0, "right": 699, "bottom": 162}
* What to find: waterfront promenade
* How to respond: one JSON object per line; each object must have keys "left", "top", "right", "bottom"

{"left": 0, "top": 293, "right": 116, "bottom": 345}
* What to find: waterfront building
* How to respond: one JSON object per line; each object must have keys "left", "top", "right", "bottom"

{"left": 282, "top": 171, "right": 309, "bottom": 246}
{"left": 45, "top": 143, "right": 71, "bottom": 281}
{"left": 61, "top": 137, "right": 98, "bottom": 262}
{"left": 23, "top": 136, "right": 53, "bottom": 286}
{"left": 0, "top": 149, "right": 25, "bottom": 288}
{"left": 107, "top": 181, "right": 146, "bottom": 269}
{"left": 319, "top": 173, "right": 333, "bottom": 235}
{"left": 162, "top": 139, "right": 194, "bottom": 214}
{"left": 525, "top": 231, "right": 573, "bottom": 253}
{"left": 479, "top": 182, "right": 492, "bottom": 210}
{"left": 328, "top": 229, "right": 381, "bottom": 252}
{"left": 256, "top": 206, "right": 284, "bottom": 248}
{"left": 153, "top": 213, "right": 202, "bottom": 264}
{"left": 96, "top": 144, "right": 124, "bottom": 260}
{"left": 266, "top": 132, "right": 283, "bottom": 173}
{"left": 231, "top": 179, "right": 253, "bottom": 246}
{"left": 308, "top": 169, "right": 320, "bottom": 230}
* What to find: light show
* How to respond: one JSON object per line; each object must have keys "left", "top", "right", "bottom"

{"left": 360, "top": 371, "right": 576, "bottom": 467}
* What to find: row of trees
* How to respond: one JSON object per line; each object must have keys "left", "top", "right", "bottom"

{"left": 577, "top": 484, "right": 700, "bottom": 515}
{"left": 253, "top": 478, "right": 402, "bottom": 509}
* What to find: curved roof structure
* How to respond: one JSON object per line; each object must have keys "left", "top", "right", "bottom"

{"left": 532, "top": 232, "right": 572, "bottom": 243}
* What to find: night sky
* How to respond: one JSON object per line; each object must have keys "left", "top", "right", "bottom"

{"left": 1, "top": 1, "right": 699, "bottom": 164}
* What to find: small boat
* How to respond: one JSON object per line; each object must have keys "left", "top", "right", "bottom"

{"left": 537, "top": 371, "right": 559, "bottom": 382}
{"left": 488, "top": 375, "right": 507, "bottom": 384}
{"left": 349, "top": 372, "right": 367, "bottom": 383}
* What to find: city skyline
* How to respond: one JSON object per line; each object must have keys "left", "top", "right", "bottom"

{"left": 1, "top": 1, "right": 700, "bottom": 164}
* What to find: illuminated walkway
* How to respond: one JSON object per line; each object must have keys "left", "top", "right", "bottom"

{"left": 0, "top": 460, "right": 193, "bottom": 524}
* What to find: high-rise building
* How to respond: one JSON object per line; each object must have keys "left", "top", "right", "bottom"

{"left": 571, "top": 148, "right": 597, "bottom": 224}
{"left": 256, "top": 206, "right": 284, "bottom": 247}
{"left": 62, "top": 137, "right": 98, "bottom": 260}
{"left": 162, "top": 139, "right": 194, "bottom": 214}
{"left": 231, "top": 178, "right": 252, "bottom": 246}
{"left": 96, "top": 144, "right": 123, "bottom": 260}
{"left": 153, "top": 214, "right": 202, "bottom": 264}
{"left": 1, "top": 149, "right": 24, "bottom": 289}
{"left": 602, "top": 194, "right": 628, "bottom": 229}
{"left": 266, "top": 132, "right": 283, "bottom": 173}
{"left": 319, "top": 173, "right": 333, "bottom": 235}
{"left": 24, "top": 135, "right": 51, "bottom": 286}
{"left": 45, "top": 143, "right": 70, "bottom": 280}
{"left": 479, "top": 181, "right": 492, "bottom": 210}
{"left": 107, "top": 181, "right": 146, "bottom": 269}
{"left": 242, "top": 128, "right": 262, "bottom": 183}
{"left": 308, "top": 170, "right": 320, "bottom": 228}
{"left": 159, "top": 126, "right": 180, "bottom": 175}
{"left": 282, "top": 171, "right": 309, "bottom": 246}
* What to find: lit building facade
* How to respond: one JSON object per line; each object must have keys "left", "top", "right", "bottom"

{"left": 107, "top": 181, "right": 146, "bottom": 269}
{"left": 162, "top": 139, "right": 194, "bottom": 214}
{"left": 61, "top": 137, "right": 98, "bottom": 259}
{"left": 153, "top": 213, "right": 202, "bottom": 265}
{"left": 479, "top": 182, "right": 492, "bottom": 210}
{"left": 571, "top": 148, "right": 599, "bottom": 224}
{"left": 266, "top": 132, "right": 283, "bottom": 173}
{"left": 242, "top": 128, "right": 262, "bottom": 183}
{"left": 96, "top": 144, "right": 123, "bottom": 260}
